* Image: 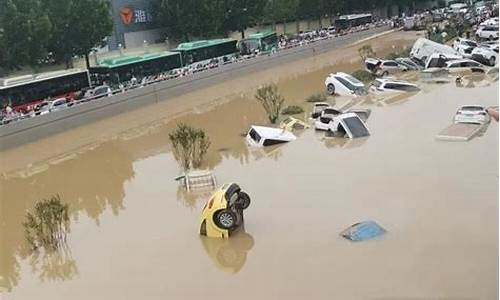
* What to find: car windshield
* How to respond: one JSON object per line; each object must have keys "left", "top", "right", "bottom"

{"left": 462, "top": 106, "right": 484, "bottom": 111}
{"left": 343, "top": 117, "right": 370, "bottom": 138}
{"left": 464, "top": 41, "right": 477, "bottom": 47}
{"left": 343, "top": 74, "right": 363, "bottom": 85}
{"left": 248, "top": 128, "right": 261, "bottom": 143}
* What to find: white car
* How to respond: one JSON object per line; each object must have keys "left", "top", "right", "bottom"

{"left": 365, "top": 58, "right": 408, "bottom": 76}
{"left": 471, "top": 46, "right": 498, "bottom": 66}
{"left": 325, "top": 72, "right": 367, "bottom": 96}
{"left": 33, "top": 98, "right": 69, "bottom": 116}
{"left": 452, "top": 38, "right": 478, "bottom": 58}
{"left": 476, "top": 25, "right": 499, "bottom": 40}
{"left": 454, "top": 105, "right": 490, "bottom": 124}
{"left": 246, "top": 126, "right": 297, "bottom": 147}
{"left": 370, "top": 78, "right": 419, "bottom": 93}
{"left": 84, "top": 85, "right": 113, "bottom": 99}
{"left": 445, "top": 59, "right": 484, "bottom": 74}
{"left": 315, "top": 113, "right": 370, "bottom": 138}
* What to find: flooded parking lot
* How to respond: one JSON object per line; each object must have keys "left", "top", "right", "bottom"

{"left": 1, "top": 30, "right": 498, "bottom": 300}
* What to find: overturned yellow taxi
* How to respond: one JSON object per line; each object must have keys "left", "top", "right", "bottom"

{"left": 199, "top": 183, "right": 250, "bottom": 238}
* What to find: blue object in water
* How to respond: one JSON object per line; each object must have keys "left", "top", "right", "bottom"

{"left": 341, "top": 221, "right": 386, "bottom": 241}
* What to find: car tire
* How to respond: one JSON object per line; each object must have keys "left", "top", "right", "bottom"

{"left": 214, "top": 209, "right": 237, "bottom": 230}
{"left": 489, "top": 56, "right": 496, "bottom": 66}
{"left": 235, "top": 192, "right": 251, "bottom": 210}
{"left": 326, "top": 84, "right": 335, "bottom": 95}
{"left": 489, "top": 35, "right": 494, "bottom": 41}
{"left": 382, "top": 71, "right": 389, "bottom": 77}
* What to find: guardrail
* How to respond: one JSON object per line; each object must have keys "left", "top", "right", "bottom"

{"left": 0, "top": 25, "right": 392, "bottom": 150}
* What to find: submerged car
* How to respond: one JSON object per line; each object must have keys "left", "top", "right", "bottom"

{"left": 279, "top": 117, "right": 310, "bottom": 131}
{"left": 315, "top": 112, "right": 370, "bottom": 138}
{"left": 370, "top": 78, "right": 420, "bottom": 93}
{"left": 471, "top": 46, "right": 498, "bottom": 66}
{"left": 395, "top": 57, "right": 424, "bottom": 70}
{"left": 246, "top": 125, "right": 297, "bottom": 147}
{"left": 454, "top": 105, "right": 490, "bottom": 125}
{"left": 445, "top": 59, "right": 485, "bottom": 74}
{"left": 199, "top": 183, "right": 251, "bottom": 238}
{"left": 452, "top": 38, "right": 478, "bottom": 58}
{"left": 365, "top": 58, "right": 408, "bottom": 77}
{"left": 324, "top": 72, "right": 367, "bottom": 96}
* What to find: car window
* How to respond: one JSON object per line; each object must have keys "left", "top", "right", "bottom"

{"left": 263, "top": 139, "right": 287, "bottom": 146}
{"left": 462, "top": 106, "right": 484, "bottom": 111}
{"left": 343, "top": 74, "right": 363, "bottom": 85}
{"left": 383, "top": 61, "right": 398, "bottom": 67}
{"left": 343, "top": 117, "right": 370, "bottom": 138}
{"left": 448, "top": 62, "right": 460, "bottom": 68}
{"left": 335, "top": 76, "right": 358, "bottom": 91}
{"left": 395, "top": 84, "right": 419, "bottom": 91}
{"left": 464, "top": 41, "right": 477, "bottom": 47}
{"left": 249, "top": 128, "right": 261, "bottom": 143}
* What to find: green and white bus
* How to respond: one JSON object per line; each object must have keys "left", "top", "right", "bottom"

{"left": 89, "top": 51, "right": 182, "bottom": 86}
{"left": 172, "top": 39, "right": 238, "bottom": 65}
{"left": 237, "top": 32, "right": 278, "bottom": 55}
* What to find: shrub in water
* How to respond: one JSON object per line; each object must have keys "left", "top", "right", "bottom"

{"left": 306, "top": 92, "right": 327, "bottom": 102}
{"left": 282, "top": 105, "right": 304, "bottom": 115}
{"left": 169, "top": 123, "right": 211, "bottom": 171}
{"left": 255, "top": 84, "right": 285, "bottom": 124}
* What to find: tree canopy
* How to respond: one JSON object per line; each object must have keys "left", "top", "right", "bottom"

{"left": 0, "top": 0, "right": 112, "bottom": 73}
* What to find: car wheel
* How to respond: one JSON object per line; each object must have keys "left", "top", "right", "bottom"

{"left": 489, "top": 35, "right": 494, "bottom": 41}
{"left": 489, "top": 56, "right": 496, "bottom": 66}
{"left": 214, "top": 209, "right": 237, "bottom": 230}
{"left": 382, "top": 71, "right": 389, "bottom": 77}
{"left": 326, "top": 84, "right": 335, "bottom": 95}
{"left": 235, "top": 192, "right": 251, "bottom": 210}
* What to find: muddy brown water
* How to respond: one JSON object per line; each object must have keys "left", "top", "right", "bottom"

{"left": 1, "top": 31, "right": 498, "bottom": 300}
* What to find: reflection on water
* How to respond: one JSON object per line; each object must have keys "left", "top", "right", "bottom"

{"left": 0, "top": 141, "right": 134, "bottom": 291}
{"left": 28, "top": 245, "right": 78, "bottom": 282}
{"left": 200, "top": 230, "right": 254, "bottom": 274}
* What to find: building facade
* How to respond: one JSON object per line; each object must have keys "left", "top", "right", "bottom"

{"left": 108, "top": 0, "right": 164, "bottom": 50}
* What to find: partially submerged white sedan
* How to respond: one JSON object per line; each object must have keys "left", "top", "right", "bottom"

{"left": 454, "top": 105, "right": 490, "bottom": 125}
{"left": 315, "top": 113, "right": 370, "bottom": 139}
{"left": 324, "top": 72, "right": 367, "bottom": 96}
{"left": 246, "top": 126, "right": 297, "bottom": 147}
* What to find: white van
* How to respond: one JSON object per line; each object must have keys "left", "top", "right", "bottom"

{"left": 246, "top": 126, "right": 297, "bottom": 147}
{"left": 410, "top": 38, "right": 460, "bottom": 62}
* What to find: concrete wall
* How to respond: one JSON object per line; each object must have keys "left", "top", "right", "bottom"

{"left": 0, "top": 26, "right": 392, "bottom": 150}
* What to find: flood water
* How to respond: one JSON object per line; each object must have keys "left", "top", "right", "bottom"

{"left": 1, "top": 31, "right": 498, "bottom": 300}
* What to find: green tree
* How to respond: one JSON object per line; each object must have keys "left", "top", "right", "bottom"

{"left": 255, "top": 84, "right": 285, "bottom": 124}
{"left": 44, "top": 0, "right": 112, "bottom": 68}
{"left": 0, "top": 0, "right": 52, "bottom": 71}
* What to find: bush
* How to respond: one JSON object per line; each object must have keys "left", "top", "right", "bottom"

{"left": 358, "top": 44, "right": 376, "bottom": 61}
{"left": 169, "top": 123, "right": 211, "bottom": 171}
{"left": 306, "top": 92, "right": 327, "bottom": 102}
{"left": 351, "top": 70, "right": 375, "bottom": 83}
{"left": 282, "top": 105, "right": 304, "bottom": 115}
{"left": 255, "top": 84, "right": 285, "bottom": 124}
{"left": 24, "top": 195, "right": 70, "bottom": 252}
